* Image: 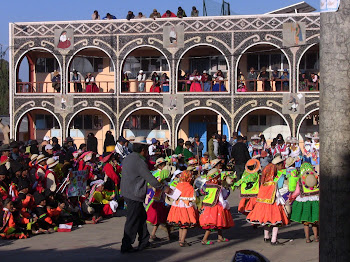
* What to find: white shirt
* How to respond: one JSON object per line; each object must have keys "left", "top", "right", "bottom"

{"left": 86, "top": 76, "right": 95, "bottom": 83}
{"left": 137, "top": 74, "right": 146, "bottom": 81}
{"left": 148, "top": 145, "right": 156, "bottom": 156}
{"left": 115, "top": 143, "right": 128, "bottom": 158}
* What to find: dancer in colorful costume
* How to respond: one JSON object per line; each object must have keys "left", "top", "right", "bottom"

{"left": 167, "top": 170, "right": 198, "bottom": 247}
{"left": 311, "top": 132, "right": 319, "bottom": 166}
{"left": 146, "top": 158, "right": 171, "bottom": 241}
{"left": 199, "top": 168, "right": 234, "bottom": 245}
{"left": 289, "top": 137, "right": 302, "bottom": 168}
{"left": 289, "top": 162, "right": 319, "bottom": 243}
{"left": 246, "top": 160, "right": 289, "bottom": 245}
{"left": 0, "top": 199, "right": 28, "bottom": 239}
{"left": 236, "top": 159, "right": 261, "bottom": 215}
{"left": 248, "top": 135, "right": 263, "bottom": 159}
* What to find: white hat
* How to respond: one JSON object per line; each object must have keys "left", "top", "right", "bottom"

{"left": 43, "top": 136, "right": 50, "bottom": 142}
{"left": 251, "top": 134, "right": 261, "bottom": 140}
{"left": 47, "top": 157, "right": 59, "bottom": 169}
{"left": 272, "top": 155, "right": 284, "bottom": 165}
{"left": 30, "top": 154, "right": 39, "bottom": 162}
{"left": 203, "top": 70, "right": 207, "bottom": 74}
{"left": 139, "top": 70, "right": 144, "bottom": 74}
{"left": 286, "top": 136, "right": 292, "bottom": 143}
{"left": 36, "top": 154, "right": 48, "bottom": 164}
{"left": 312, "top": 132, "right": 319, "bottom": 140}
{"left": 285, "top": 157, "right": 296, "bottom": 168}
{"left": 45, "top": 144, "right": 53, "bottom": 150}
{"left": 305, "top": 133, "right": 313, "bottom": 139}
{"left": 291, "top": 137, "right": 299, "bottom": 144}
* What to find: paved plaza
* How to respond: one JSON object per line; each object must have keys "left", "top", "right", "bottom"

{"left": 0, "top": 190, "right": 318, "bottom": 262}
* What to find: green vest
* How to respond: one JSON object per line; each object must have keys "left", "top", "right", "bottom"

{"left": 203, "top": 184, "right": 221, "bottom": 207}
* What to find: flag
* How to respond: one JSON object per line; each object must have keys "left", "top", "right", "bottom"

{"left": 57, "top": 222, "right": 73, "bottom": 232}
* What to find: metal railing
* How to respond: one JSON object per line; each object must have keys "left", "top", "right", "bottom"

{"left": 177, "top": 80, "right": 228, "bottom": 92}
{"left": 16, "top": 82, "right": 60, "bottom": 93}
{"left": 121, "top": 80, "right": 170, "bottom": 93}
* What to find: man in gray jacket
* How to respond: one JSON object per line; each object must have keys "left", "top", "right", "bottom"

{"left": 121, "top": 141, "right": 171, "bottom": 253}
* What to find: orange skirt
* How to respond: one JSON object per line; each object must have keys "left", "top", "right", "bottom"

{"left": 246, "top": 202, "right": 289, "bottom": 226}
{"left": 199, "top": 204, "right": 234, "bottom": 230}
{"left": 238, "top": 197, "right": 257, "bottom": 215}
{"left": 167, "top": 206, "right": 198, "bottom": 228}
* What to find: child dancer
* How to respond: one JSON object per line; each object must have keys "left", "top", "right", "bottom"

{"left": 199, "top": 168, "right": 234, "bottom": 245}
{"left": 167, "top": 170, "right": 198, "bottom": 247}
{"left": 289, "top": 163, "right": 319, "bottom": 243}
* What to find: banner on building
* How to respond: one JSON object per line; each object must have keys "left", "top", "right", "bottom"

{"left": 54, "top": 94, "right": 74, "bottom": 113}
{"left": 163, "top": 94, "right": 184, "bottom": 115}
{"left": 283, "top": 22, "right": 306, "bottom": 47}
{"left": 320, "top": 0, "right": 340, "bottom": 12}
{"left": 282, "top": 93, "right": 305, "bottom": 115}
{"left": 54, "top": 29, "right": 74, "bottom": 51}
{"left": 67, "top": 170, "right": 88, "bottom": 197}
{"left": 163, "top": 25, "right": 184, "bottom": 49}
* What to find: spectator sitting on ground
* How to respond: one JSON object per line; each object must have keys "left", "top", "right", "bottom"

{"left": 177, "top": 6, "right": 187, "bottom": 18}
{"left": 103, "top": 13, "right": 116, "bottom": 20}
{"left": 149, "top": 9, "right": 161, "bottom": 19}
{"left": 126, "top": 11, "right": 135, "bottom": 20}
{"left": 162, "top": 10, "right": 177, "bottom": 18}
{"left": 135, "top": 12, "right": 146, "bottom": 19}
{"left": 191, "top": 6, "right": 199, "bottom": 17}
{"left": 92, "top": 10, "right": 100, "bottom": 20}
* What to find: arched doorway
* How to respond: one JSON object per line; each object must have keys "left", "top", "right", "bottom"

{"left": 67, "top": 47, "right": 115, "bottom": 93}
{"left": 236, "top": 108, "right": 290, "bottom": 143}
{"left": 298, "top": 44, "right": 319, "bottom": 91}
{"left": 236, "top": 43, "right": 291, "bottom": 92}
{"left": 121, "top": 46, "right": 170, "bottom": 93}
{"left": 16, "top": 49, "right": 61, "bottom": 93}
{"left": 67, "top": 109, "right": 115, "bottom": 154}
{"left": 177, "top": 45, "right": 229, "bottom": 92}
{"left": 16, "top": 109, "right": 62, "bottom": 144}
{"left": 177, "top": 108, "right": 230, "bottom": 153}
{"left": 121, "top": 109, "right": 170, "bottom": 143}
{"left": 297, "top": 109, "right": 319, "bottom": 141}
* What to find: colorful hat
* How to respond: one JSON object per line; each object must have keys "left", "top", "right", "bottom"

{"left": 285, "top": 157, "right": 296, "bottom": 168}
{"left": 300, "top": 163, "right": 319, "bottom": 190}
{"left": 179, "top": 170, "right": 193, "bottom": 183}
{"left": 188, "top": 157, "right": 198, "bottom": 166}
{"left": 155, "top": 157, "right": 166, "bottom": 167}
{"left": 206, "top": 168, "right": 220, "bottom": 180}
{"left": 245, "top": 159, "right": 261, "bottom": 174}
{"left": 202, "top": 163, "right": 212, "bottom": 171}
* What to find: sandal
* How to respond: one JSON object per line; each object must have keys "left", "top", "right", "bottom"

{"left": 179, "top": 242, "right": 191, "bottom": 247}
{"left": 217, "top": 238, "right": 229, "bottom": 243}
{"left": 202, "top": 240, "right": 214, "bottom": 245}
{"left": 314, "top": 237, "right": 319, "bottom": 242}
{"left": 306, "top": 238, "right": 312, "bottom": 243}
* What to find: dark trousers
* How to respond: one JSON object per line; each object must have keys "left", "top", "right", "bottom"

{"left": 235, "top": 164, "right": 245, "bottom": 180}
{"left": 121, "top": 198, "right": 149, "bottom": 251}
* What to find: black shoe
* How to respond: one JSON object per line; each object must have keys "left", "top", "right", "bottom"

{"left": 121, "top": 247, "right": 138, "bottom": 254}
{"left": 264, "top": 238, "right": 270, "bottom": 243}
{"left": 138, "top": 241, "right": 159, "bottom": 251}
{"left": 270, "top": 241, "right": 284, "bottom": 246}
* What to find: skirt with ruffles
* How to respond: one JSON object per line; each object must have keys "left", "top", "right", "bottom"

{"left": 147, "top": 201, "right": 169, "bottom": 225}
{"left": 238, "top": 197, "right": 257, "bottom": 215}
{"left": 199, "top": 204, "right": 234, "bottom": 230}
{"left": 167, "top": 206, "right": 198, "bottom": 228}
{"left": 246, "top": 202, "right": 289, "bottom": 226}
{"left": 290, "top": 200, "right": 319, "bottom": 224}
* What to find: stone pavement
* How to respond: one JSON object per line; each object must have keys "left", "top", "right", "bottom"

{"left": 0, "top": 190, "right": 319, "bottom": 262}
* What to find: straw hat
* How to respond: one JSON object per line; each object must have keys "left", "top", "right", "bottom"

{"left": 210, "top": 159, "right": 221, "bottom": 168}
{"left": 272, "top": 155, "right": 284, "bottom": 165}
{"left": 47, "top": 158, "right": 59, "bottom": 169}
{"left": 36, "top": 154, "right": 48, "bottom": 164}
{"left": 206, "top": 168, "right": 220, "bottom": 180}
{"left": 30, "top": 154, "right": 39, "bottom": 162}
{"left": 155, "top": 157, "right": 166, "bottom": 167}
{"left": 285, "top": 157, "right": 296, "bottom": 168}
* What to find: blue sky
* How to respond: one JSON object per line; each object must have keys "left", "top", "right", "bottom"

{"left": 0, "top": 0, "right": 319, "bottom": 59}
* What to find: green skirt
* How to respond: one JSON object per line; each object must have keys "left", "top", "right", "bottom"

{"left": 290, "top": 200, "right": 319, "bottom": 224}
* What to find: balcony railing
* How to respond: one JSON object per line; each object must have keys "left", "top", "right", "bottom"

{"left": 238, "top": 79, "right": 290, "bottom": 92}
{"left": 68, "top": 81, "right": 114, "bottom": 93}
{"left": 177, "top": 80, "right": 228, "bottom": 92}
{"left": 16, "top": 82, "right": 60, "bottom": 93}
{"left": 121, "top": 80, "right": 170, "bottom": 93}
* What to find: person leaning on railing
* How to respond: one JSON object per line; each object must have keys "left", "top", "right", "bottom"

{"left": 121, "top": 72, "right": 130, "bottom": 92}
{"left": 280, "top": 69, "right": 289, "bottom": 91}
{"left": 258, "top": 67, "right": 271, "bottom": 92}
{"left": 201, "top": 70, "right": 212, "bottom": 92}
{"left": 247, "top": 67, "right": 257, "bottom": 92}
{"left": 161, "top": 73, "right": 170, "bottom": 92}
{"left": 71, "top": 70, "right": 82, "bottom": 92}
{"left": 85, "top": 73, "right": 99, "bottom": 92}
{"left": 212, "top": 70, "right": 226, "bottom": 92}
{"left": 52, "top": 71, "right": 61, "bottom": 93}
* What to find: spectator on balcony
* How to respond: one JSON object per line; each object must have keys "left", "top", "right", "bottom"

{"left": 126, "top": 11, "right": 135, "bottom": 20}
{"left": 52, "top": 71, "right": 61, "bottom": 93}
{"left": 137, "top": 70, "right": 146, "bottom": 92}
{"left": 247, "top": 67, "right": 257, "bottom": 91}
{"left": 202, "top": 70, "right": 212, "bottom": 92}
{"left": 149, "top": 9, "right": 161, "bottom": 20}
{"left": 161, "top": 73, "right": 170, "bottom": 92}
{"left": 177, "top": 7, "right": 187, "bottom": 18}
{"left": 280, "top": 69, "right": 289, "bottom": 91}
{"left": 85, "top": 73, "right": 99, "bottom": 92}
{"left": 135, "top": 12, "right": 146, "bottom": 19}
{"left": 299, "top": 71, "right": 308, "bottom": 91}
{"left": 71, "top": 70, "right": 82, "bottom": 93}
{"left": 92, "top": 10, "right": 100, "bottom": 20}
{"left": 189, "top": 70, "right": 202, "bottom": 92}
{"left": 162, "top": 10, "right": 177, "bottom": 18}
{"left": 258, "top": 67, "right": 271, "bottom": 92}
{"left": 103, "top": 13, "right": 116, "bottom": 20}
{"left": 191, "top": 6, "right": 199, "bottom": 17}
{"left": 121, "top": 72, "right": 130, "bottom": 92}
{"left": 212, "top": 70, "right": 226, "bottom": 92}
{"left": 237, "top": 69, "right": 246, "bottom": 92}
{"left": 151, "top": 72, "right": 160, "bottom": 85}
{"left": 308, "top": 72, "right": 318, "bottom": 91}
{"left": 150, "top": 81, "right": 161, "bottom": 93}
{"left": 271, "top": 68, "right": 280, "bottom": 91}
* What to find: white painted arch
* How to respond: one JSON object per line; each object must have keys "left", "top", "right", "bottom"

{"left": 176, "top": 43, "right": 230, "bottom": 93}
{"left": 66, "top": 107, "right": 116, "bottom": 137}
{"left": 175, "top": 106, "right": 231, "bottom": 142}
{"left": 119, "top": 45, "right": 171, "bottom": 95}
{"left": 235, "top": 106, "right": 291, "bottom": 136}
{"left": 15, "top": 47, "right": 63, "bottom": 94}
{"left": 15, "top": 107, "right": 63, "bottom": 142}
{"left": 119, "top": 107, "right": 171, "bottom": 142}
{"left": 296, "top": 108, "right": 319, "bottom": 139}
{"left": 66, "top": 46, "right": 116, "bottom": 94}
{"left": 235, "top": 42, "right": 292, "bottom": 93}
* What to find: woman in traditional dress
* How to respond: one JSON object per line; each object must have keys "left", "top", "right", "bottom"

{"left": 189, "top": 70, "right": 202, "bottom": 92}
{"left": 212, "top": 70, "right": 226, "bottom": 92}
